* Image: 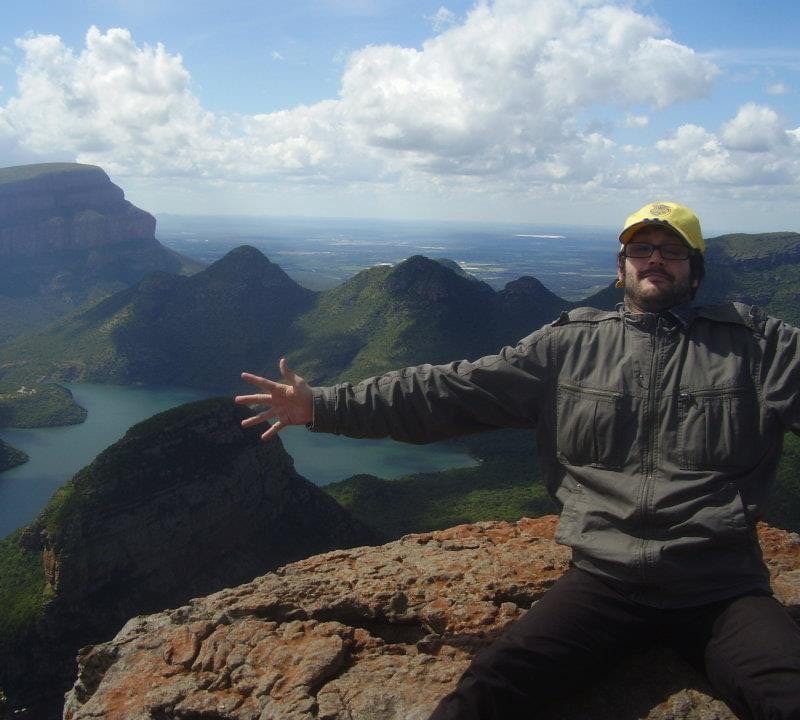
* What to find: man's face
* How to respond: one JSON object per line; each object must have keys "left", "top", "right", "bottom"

{"left": 617, "top": 225, "right": 697, "bottom": 313}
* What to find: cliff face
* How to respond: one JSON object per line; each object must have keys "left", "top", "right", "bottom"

{"left": 0, "top": 163, "right": 155, "bottom": 257}
{"left": 0, "top": 163, "right": 201, "bottom": 345}
{"left": 64, "top": 517, "right": 800, "bottom": 720}
{"left": 1, "top": 398, "right": 374, "bottom": 719}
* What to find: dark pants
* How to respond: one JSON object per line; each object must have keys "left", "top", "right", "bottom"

{"left": 428, "top": 567, "right": 800, "bottom": 720}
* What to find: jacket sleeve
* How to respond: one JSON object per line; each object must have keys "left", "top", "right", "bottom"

{"left": 761, "top": 316, "right": 800, "bottom": 434}
{"left": 308, "top": 329, "right": 551, "bottom": 444}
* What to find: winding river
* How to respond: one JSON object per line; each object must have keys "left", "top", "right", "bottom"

{"left": 0, "top": 383, "right": 477, "bottom": 537}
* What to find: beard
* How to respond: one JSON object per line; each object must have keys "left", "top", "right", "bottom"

{"left": 623, "top": 267, "right": 694, "bottom": 313}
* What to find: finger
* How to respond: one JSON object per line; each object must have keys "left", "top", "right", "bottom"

{"left": 240, "top": 372, "right": 280, "bottom": 391}
{"left": 234, "top": 393, "right": 272, "bottom": 405}
{"left": 241, "top": 410, "right": 275, "bottom": 428}
{"left": 278, "top": 358, "right": 295, "bottom": 384}
{"left": 261, "top": 419, "right": 282, "bottom": 441}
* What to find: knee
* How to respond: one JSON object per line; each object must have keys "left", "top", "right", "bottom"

{"left": 705, "top": 626, "right": 800, "bottom": 720}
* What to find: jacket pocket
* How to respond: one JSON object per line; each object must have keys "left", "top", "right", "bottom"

{"left": 556, "top": 384, "right": 625, "bottom": 469}
{"left": 554, "top": 482, "right": 586, "bottom": 546}
{"left": 678, "top": 387, "right": 762, "bottom": 470}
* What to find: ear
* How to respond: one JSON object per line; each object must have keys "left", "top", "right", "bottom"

{"left": 616, "top": 255, "right": 625, "bottom": 289}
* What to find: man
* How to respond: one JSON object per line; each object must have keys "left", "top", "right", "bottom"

{"left": 235, "top": 202, "right": 800, "bottom": 719}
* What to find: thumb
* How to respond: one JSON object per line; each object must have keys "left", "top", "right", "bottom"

{"left": 278, "top": 357, "right": 304, "bottom": 387}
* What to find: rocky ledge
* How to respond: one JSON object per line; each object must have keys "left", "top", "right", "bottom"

{"left": 64, "top": 517, "right": 800, "bottom": 720}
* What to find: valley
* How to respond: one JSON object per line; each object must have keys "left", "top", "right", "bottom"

{"left": 1, "top": 162, "right": 800, "bottom": 718}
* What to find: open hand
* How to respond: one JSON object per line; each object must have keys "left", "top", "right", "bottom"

{"left": 234, "top": 358, "right": 313, "bottom": 441}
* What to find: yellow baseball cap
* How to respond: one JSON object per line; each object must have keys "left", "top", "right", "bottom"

{"left": 619, "top": 201, "right": 704, "bottom": 253}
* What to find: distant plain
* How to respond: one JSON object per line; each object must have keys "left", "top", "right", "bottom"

{"left": 157, "top": 215, "right": 618, "bottom": 299}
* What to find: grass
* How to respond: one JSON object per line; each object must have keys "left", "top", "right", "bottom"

{"left": 325, "top": 457, "right": 557, "bottom": 541}
{"left": 0, "top": 384, "right": 87, "bottom": 429}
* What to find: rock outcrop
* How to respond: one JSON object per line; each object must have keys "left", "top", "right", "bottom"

{"left": 64, "top": 517, "right": 800, "bottom": 720}
{"left": 0, "top": 163, "right": 155, "bottom": 257}
{"left": 0, "top": 398, "right": 374, "bottom": 719}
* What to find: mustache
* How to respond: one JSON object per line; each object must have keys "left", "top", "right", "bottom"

{"left": 639, "top": 268, "right": 674, "bottom": 281}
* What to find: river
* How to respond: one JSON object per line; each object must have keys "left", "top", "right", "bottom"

{"left": 0, "top": 383, "right": 477, "bottom": 538}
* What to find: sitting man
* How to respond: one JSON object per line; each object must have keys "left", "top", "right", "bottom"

{"left": 236, "top": 201, "right": 800, "bottom": 720}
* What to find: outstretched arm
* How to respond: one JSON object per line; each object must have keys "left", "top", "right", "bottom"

{"left": 234, "top": 358, "right": 313, "bottom": 441}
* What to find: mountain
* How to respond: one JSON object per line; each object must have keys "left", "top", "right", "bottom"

{"left": 288, "top": 255, "right": 523, "bottom": 383}
{"left": 0, "top": 250, "right": 569, "bottom": 391}
{"left": 698, "top": 232, "right": 800, "bottom": 325}
{"left": 496, "top": 275, "right": 570, "bottom": 344}
{"left": 0, "top": 397, "right": 375, "bottom": 719}
{"left": 0, "top": 162, "right": 202, "bottom": 345}
{"left": 0, "top": 245, "right": 316, "bottom": 389}
{"left": 580, "top": 279, "right": 623, "bottom": 310}
{"left": 264, "top": 253, "right": 568, "bottom": 384}
{"left": 62, "top": 517, "right": 800, "bottom": 720}
{"left": 4, "top": 230, "right": 800, "bottom": 399}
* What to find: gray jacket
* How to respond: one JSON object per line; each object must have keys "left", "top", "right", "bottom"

{"left": 310, "top": 302, "right": 800, "bottom": 607}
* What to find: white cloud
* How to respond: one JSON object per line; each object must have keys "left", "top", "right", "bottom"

{"left": 338, "top": 0, "right": 716, "bottom": 182}
{"left": 428, "top": 6, "right": 457, "bottom": 32}
{"left": 0, "top": 1, "right": 796, "bottom": 218}
{"left": 652, "top": 108, "right": 800, "bottom": 187}
{"left": 271, "top": 50, "right": 284, "bottom": 61}
{"left": 0, "top": 107, "right": 14, "bottom": 138}
{"left": 5, "top": 27, "right": 214, "bottom": 176}
{"left": 766, "top": 82, "right": 789, "bottom": 96}
{"left": 624, "top": 114, "right": 649, "bottom": 128}
{"left": 721, "top": 103, "right": 788, "bottom": 152}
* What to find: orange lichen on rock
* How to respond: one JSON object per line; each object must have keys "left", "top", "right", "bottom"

{"left": 64, "top": 517, "right": 800, "bottom": 720}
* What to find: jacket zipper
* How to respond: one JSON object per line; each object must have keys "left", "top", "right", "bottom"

{"left": 639, "top": 316, "right": 662, "bottom": 583}
{"left": 558, "top": 383, "right": 623, "bottom": 401}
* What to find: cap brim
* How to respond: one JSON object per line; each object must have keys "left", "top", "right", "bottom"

{"left": 619, "top": 219, "right": 690, "bottom": 248}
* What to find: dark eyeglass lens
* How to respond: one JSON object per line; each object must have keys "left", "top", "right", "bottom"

{"left": 626, "top": 243, "right": 688, "bottom": 260}
{"left": 660, "top": 245, "right": 689, "bottom": 259}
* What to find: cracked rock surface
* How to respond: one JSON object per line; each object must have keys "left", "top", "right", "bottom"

{"left": 64, "top": 517, "right": 800, "bottom": 720}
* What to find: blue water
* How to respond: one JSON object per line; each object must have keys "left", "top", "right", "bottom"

{"left": 0, "top": 383, "right": 476, "bottom": 538}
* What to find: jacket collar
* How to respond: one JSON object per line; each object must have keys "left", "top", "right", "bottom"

{"left": 618, "top": 301, "right": 698, "bottom": 330}
{"left": 665, "top": 302, "right": 697, "bottom": 329}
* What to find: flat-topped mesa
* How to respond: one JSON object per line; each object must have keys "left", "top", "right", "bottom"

{"left": 0, "top": 163, "right": 156, "bottom": 257}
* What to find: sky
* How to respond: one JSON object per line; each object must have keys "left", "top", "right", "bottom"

{"left": 0, "top": 0, "right": 798, "bottom": 234}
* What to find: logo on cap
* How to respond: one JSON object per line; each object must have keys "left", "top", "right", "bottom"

{"left": 649, "top": 203, "right": 672, "bottom": 217}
